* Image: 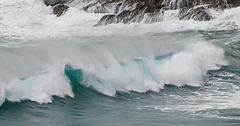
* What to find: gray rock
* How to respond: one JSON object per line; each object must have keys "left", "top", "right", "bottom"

{"left": 96, "top": 14, "right": 116, "bottom": 25}
{"left": 82, "top": 0, "right": 137, "bottom": 14}
{"left": 53, "top": 4, "right": 69, "bottom": 17}
{"left": 54, "top": 0, "right": 239, "bottom": 25}
{"left": 95, "top": 0, "right": 166, "bottom": 25}
{"left": 228, "top": 0, "right": 240, "bottom": 7}
{"left": 43, "top": 0, "right": 72, "bottom": 6}
{"left": 179, "top": 7, "right": 212, "bottom": 21}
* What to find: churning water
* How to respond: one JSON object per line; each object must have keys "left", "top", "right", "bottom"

{"left": 0, "top": 0, "right": 240, "bottom": 126}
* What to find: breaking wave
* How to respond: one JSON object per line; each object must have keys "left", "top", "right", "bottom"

{"left": 0, "top": 41, "right": 227, "bottom": 105}
{"left": 0, "top": 0, "right": 239, "bottom": 109}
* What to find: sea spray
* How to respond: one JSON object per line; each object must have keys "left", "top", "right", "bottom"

{"left": 1, "top": 62, "right": 73, "bottom": 105}
{"left": 77, "top": 42, "right": 227, "bottom": 96}
{"left": 0, "top": 39, "right": 227, "bottom": 105}
{"left": 0, "top": 0, "right": 240, "bottom": 42}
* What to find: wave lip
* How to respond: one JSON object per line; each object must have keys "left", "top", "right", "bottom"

{"left": 154, "top": 42, "right": 227, "bottom": 86}
{"left": 0, "top": 65, "right": 74, "bottom": 106}
{"left": 77, "top": 42, "right": 227, "bottom": 96}
{"left": 0, "top": 42, "right": 227, "bottom": 106}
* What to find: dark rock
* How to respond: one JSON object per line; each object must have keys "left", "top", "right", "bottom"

{"left": 95, "top": 0, "right": 165, "bottom": 25}
{"left": 79, "top": 0, "right": 240, "bottom": 25}
{"left": 96, "top": 14, "right": 116, "bottom": 25}
{"left": 53, "top": 4, "right": 69, "bottom": 17}
{"left": 43, "top": 0, "right": 72, "bottom": 6}
{"left": 144, "top": 0, "right": 163, "bottom": 8}
{"left": 179, "top": 7, "right": 212, "bottom": 21}
{"left": 227, "top": 0, "right": 240, "bottom": 7}
{"left": 162, "top": 0, "right": 229, "bottom": 10}
{"left": 82, "top": 0, "right": 123, "bottom": 14}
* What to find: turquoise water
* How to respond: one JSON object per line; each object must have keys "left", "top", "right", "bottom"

{"left": 0, "top": 86, "right": 234, "bottom": 126}
{"left": 1, "top": 68, "right": 240, "bottom": 126}
{"left": 0, "top": 30, "right": 240, "bottom": 126}
{"left": 1, "top": 0, "right": 240, "bottom": 125}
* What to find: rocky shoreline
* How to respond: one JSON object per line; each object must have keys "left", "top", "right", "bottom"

{"left": 43, "top": 0, "right": 240, "bottom": 25}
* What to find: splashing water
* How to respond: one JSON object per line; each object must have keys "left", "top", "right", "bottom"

{"left": 0, "top": 0, "right": 240, "bottom": 126}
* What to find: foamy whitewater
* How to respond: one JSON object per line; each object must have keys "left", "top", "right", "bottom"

{"left": 0, "top": 0, "right": 240, "bottom": 126}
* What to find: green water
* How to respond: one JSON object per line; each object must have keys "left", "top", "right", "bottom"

{"left": 0, "top": 83, "right": 239, "bottom": 126}
{"left": 0, "top": 30, "right": 240, "bottom": 126}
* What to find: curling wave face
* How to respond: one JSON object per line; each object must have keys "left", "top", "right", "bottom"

{"left": 0, "top": 33, "right": 227, "bottom": 105}
{"left": 0, "top": 0, "right": 239, "bottom": 113}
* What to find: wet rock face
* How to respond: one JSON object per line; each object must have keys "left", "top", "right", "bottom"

{"left": 144, "top": 0, "right": 163, "bottom": 7}
{"left": 82, "top": 0, "right": 123, "bottom": 14}
{"left": 96, "top": 3, "right": 164, "bottom": 25}
{"left": 82, "top": 0, "right": 149, "bottom": 14}
{"left": 43, "top": 0, "right": 240, "bottom": 22}
{"left": 228, "top": 0, "right": 240, "bottom": 7}
{"left": 43, "top": 0, "right": 72, "bottom": 6}
{"left": 96, "top": 14, "right": 116, "bottom": 25}
{"left": 94, "top": 0, "right": 165, "bottom": 25}
{"left": 43, "top": 0, "right": 70, "bottom": 17}
{"left": 93, "top": 0, "right": 240, "bottom": 25}
{"left": 53, "top": 4, "right": 69, "bottom": 17}
{"left": 163, "top": 0, "right": 230, "bottom": 10}
{"left": 82, "top": 0, "right": 165, "bottom": 14}
{"left": 179, "top": 7, "right": 212, "bottom": 21}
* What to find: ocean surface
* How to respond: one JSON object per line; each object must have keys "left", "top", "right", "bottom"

{"left": 0, "top": 0, "right": 240, "bottom": 126}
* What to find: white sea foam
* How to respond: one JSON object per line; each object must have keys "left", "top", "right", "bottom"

{"left": 0, "top": 0, "right": 235, "bottom": 106}
{"left": 0, "top": 39, "right": 227, "bottom": 105}
{"left": 80, "top": 42, "right": 227, "bottom": 96}
{"left": 0, "top": 0, "right": 240, "bottom": 43}
{"left": 137, "top": 81, "right": 240, "bottom": 120}
{"left": 4, "top": 64, "right": 74, "bottom": 104}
